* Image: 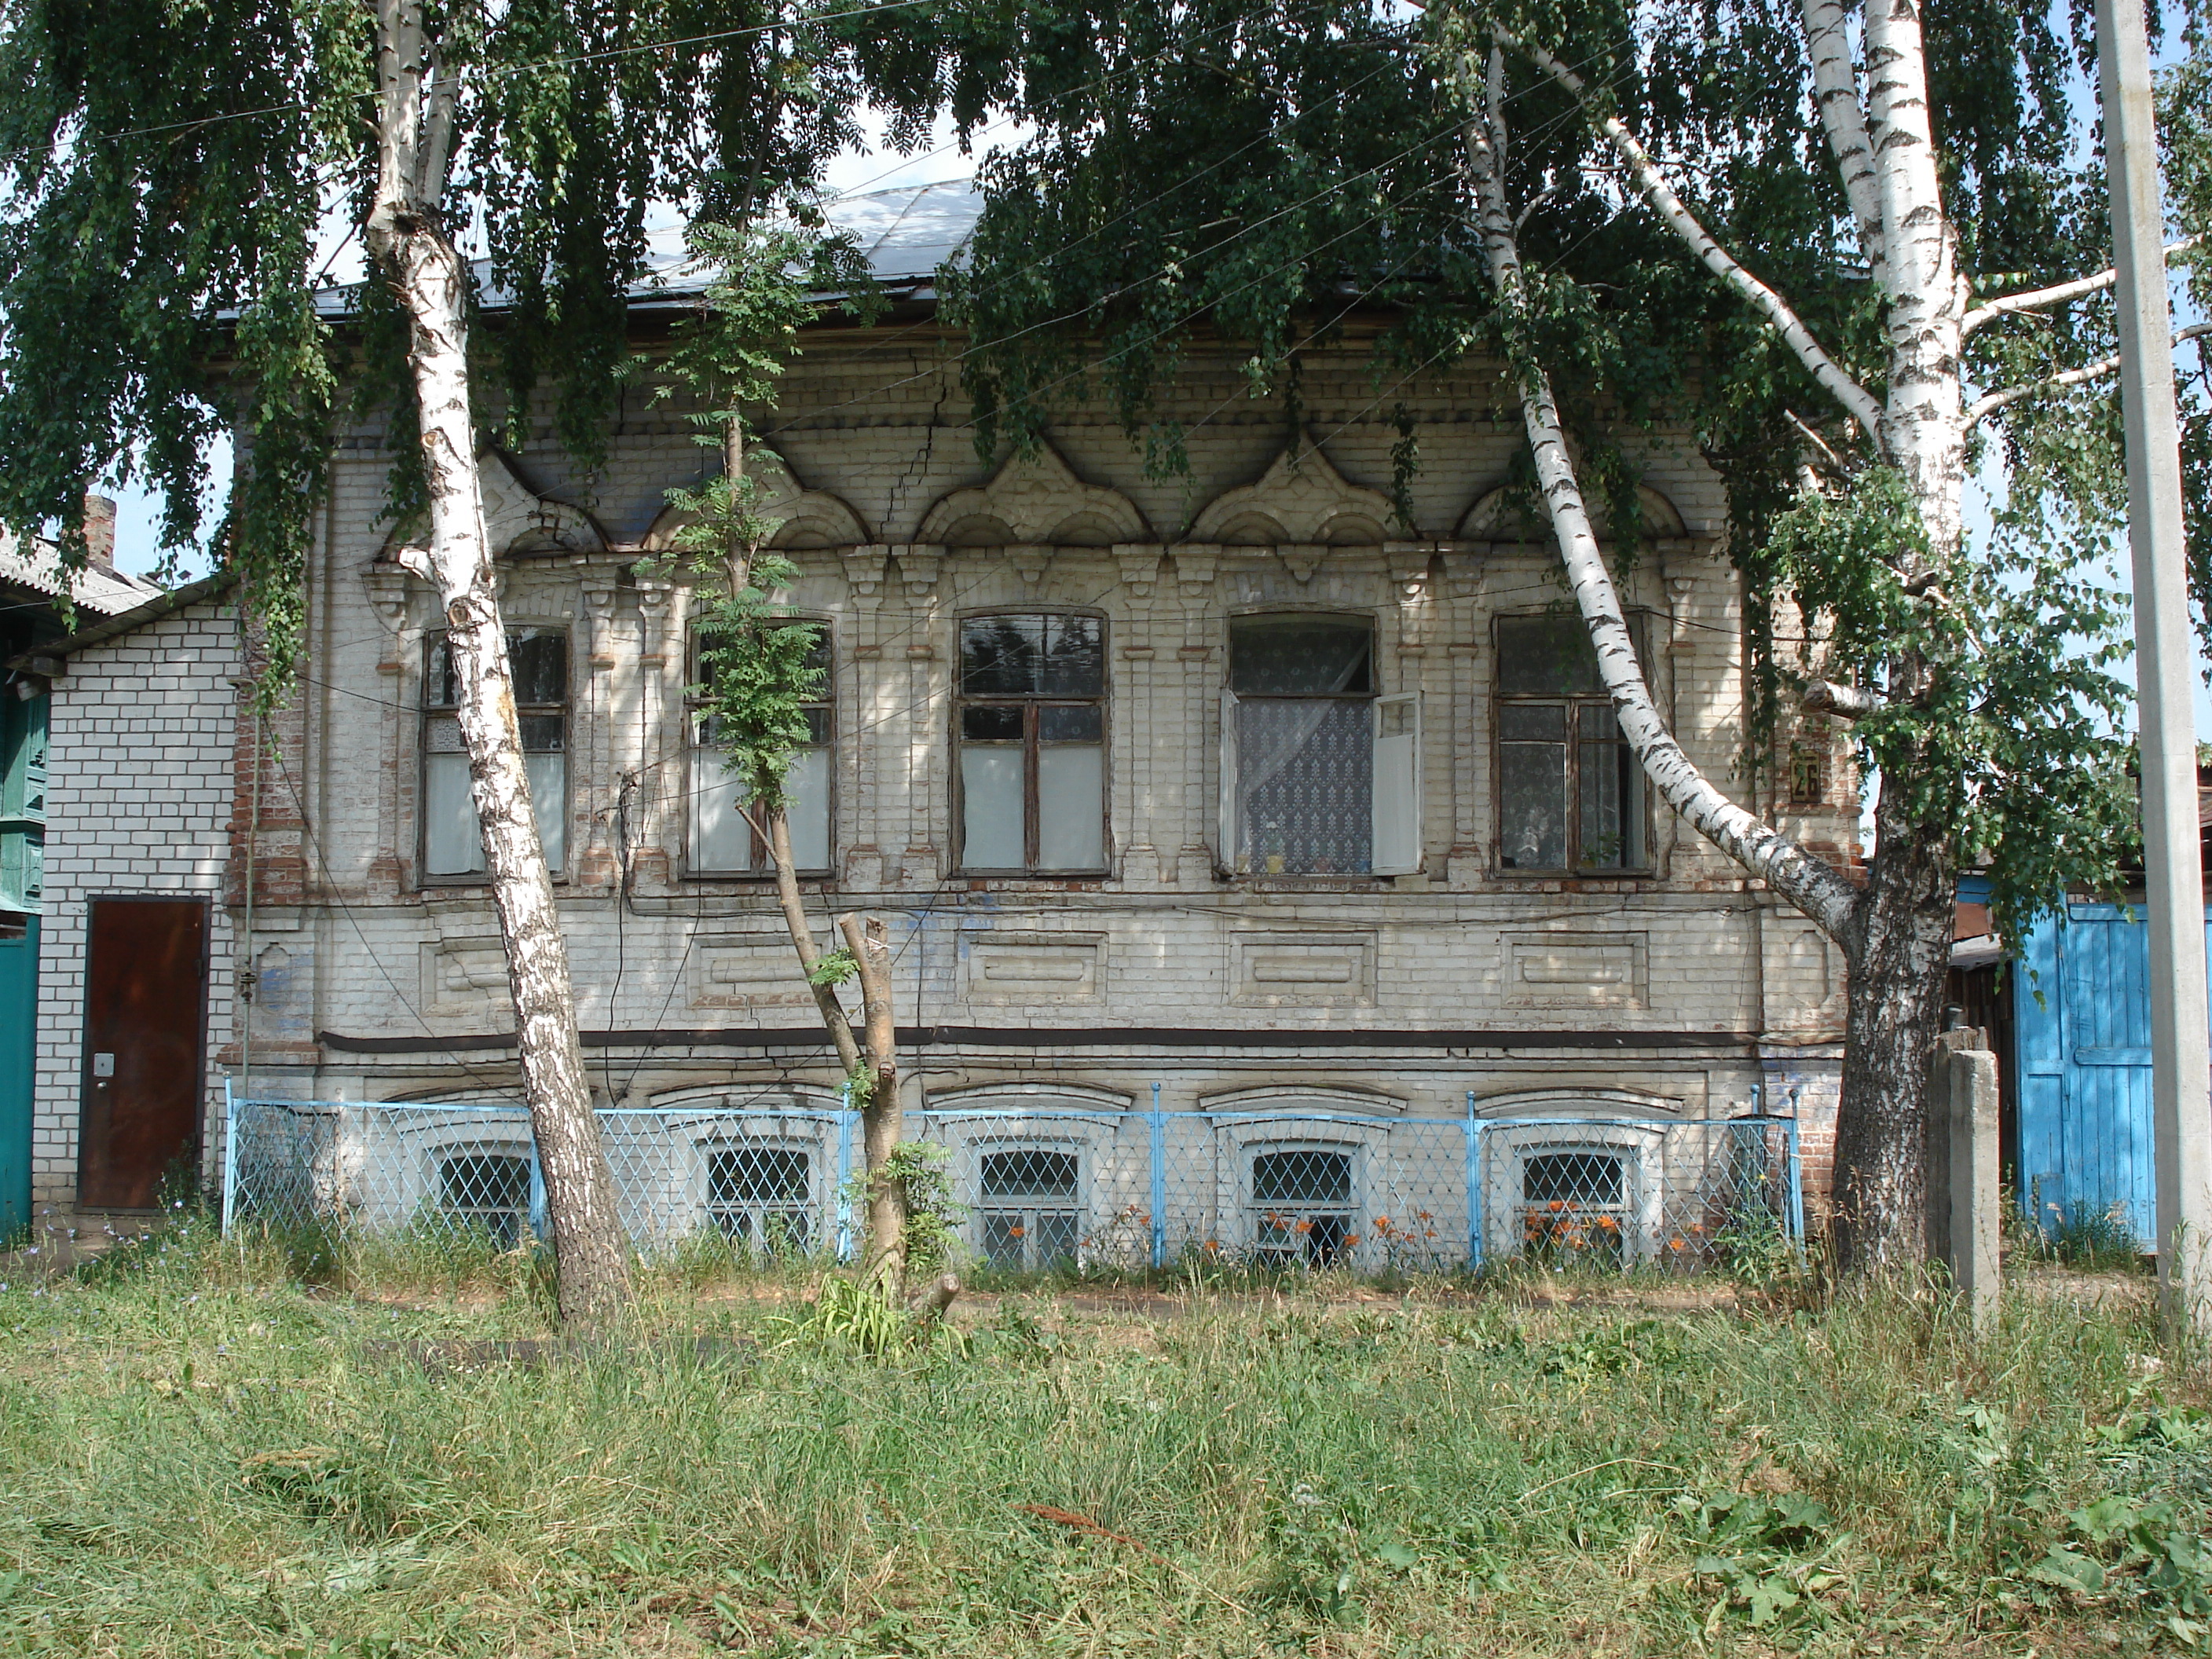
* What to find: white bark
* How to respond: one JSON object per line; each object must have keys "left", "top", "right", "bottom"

{"left": 1462, "top": 46, "right": 1861, "bottom": 947}
{"left": 1860, "top": 0, "right": 1968, "bottom": 560}
{"left": 1800, "top": 0, "right": 1888, "bottom": 290}
{"left": 1967, "top": 322, "right": 2212, "bottom": 424}
{"left": 1506, "top": 31, "right": 1887, "bottom": 451}
{"left": 1803, "top": 679, "right": 1885, "bottom": 720}
{"left": 364, "top": 0, "right": 630, "bottom": 1322}
{"left": 1961, "top": 236, "right": 2201, "bottom": 335}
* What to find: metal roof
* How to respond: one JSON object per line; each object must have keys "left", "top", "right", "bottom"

{"left": 0, "top": 532, "right": 167, "bottom": 618}
{"left": 313, "top": 178, "right": 984, "bottom": 319}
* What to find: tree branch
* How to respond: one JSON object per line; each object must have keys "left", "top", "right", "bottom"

{"left": 1498, "top": 27, "right": 1887, "bottom": 453}
{"left": 1961, "top": 236, "right": 2200, "bottom": 336}
{"left": 1462, "top": 45, "right": 1862, "bottom": 948}
{"left": 1799, "top": 0, "right": 1887, "bottom": 291}
{"left": 1965, "top": 322, "right": 2211, "bottom": 423}
{"left": 1803, "top": 680, "right": 1884, "bottom": 720}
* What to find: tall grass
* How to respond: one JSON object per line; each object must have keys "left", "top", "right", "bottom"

{"left": 0, "top": 1222, "right": 2201, "bottom": 1656}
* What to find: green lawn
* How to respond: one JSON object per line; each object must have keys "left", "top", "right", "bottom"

{"left": 0, "top": 1228, "right": 2203, "bottom": 1657}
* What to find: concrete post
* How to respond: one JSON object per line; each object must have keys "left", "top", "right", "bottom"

{"left": 2096, "top": 0, "right": 2212, "bottom": 1336}
{"left": 1947, "top": 1048, "right": 2002, "bottom": 1334}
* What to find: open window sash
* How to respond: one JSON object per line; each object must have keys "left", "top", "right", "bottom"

{"left": 1218, "top": 688, "right": 1240, "bottom": 873}
{"left": 1371, "top": 692, "right": 1423, "bottom": 876}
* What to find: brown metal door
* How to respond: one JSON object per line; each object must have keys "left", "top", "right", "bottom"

{"left": 78, "top": 897, "right": 208, "bottom": 1209}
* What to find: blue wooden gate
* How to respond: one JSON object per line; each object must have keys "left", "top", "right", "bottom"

{"left": 2013, "top": 902, "right": 2212, "bottom": 1247}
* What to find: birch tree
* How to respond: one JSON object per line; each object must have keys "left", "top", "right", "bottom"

{"left": 945, "top": 0, "right": 2197, "bottom": 1264}
{"left": 0, "top": 0, "right": 950, "bottom": 1317}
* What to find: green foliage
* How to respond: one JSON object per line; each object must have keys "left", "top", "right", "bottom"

{"left": 774, "top": 1273, "right": 913, "bottom": 1357}
{"left": 805, "top": 947, "right": 859, "bottom": 987}
{"left": 839, "top": 1141, "right": 966, "bottom": 1274}
{"left": 1767, "top": 468, "right": 2139, "bottom": 947}
{"left": 944, "top": 0, "right": 2172, "bottom": 946}
{"left": 0, "top": 0, "right": 950, "bottom": 693}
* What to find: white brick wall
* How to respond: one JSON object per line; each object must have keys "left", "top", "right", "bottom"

{"left": 32, "top": 602, "right": 240, "bottom": 1207}
{"left": 265, "top": 338, "right": 1849, "bottom": 1163}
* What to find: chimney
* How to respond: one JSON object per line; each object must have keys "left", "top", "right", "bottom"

{"left": 82, "top": 494, "right": 116, "bottom": 572}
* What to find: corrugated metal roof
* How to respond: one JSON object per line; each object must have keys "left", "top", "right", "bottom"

{"left": 0, "top": 531, "right": 167, "bottom": 617}
{"left": 313, "top": 178, "right": 983, "bottom": 319}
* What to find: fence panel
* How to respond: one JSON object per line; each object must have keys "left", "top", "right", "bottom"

{"left": 224, "top": 1092, "right": 1800, "bottom": 1275}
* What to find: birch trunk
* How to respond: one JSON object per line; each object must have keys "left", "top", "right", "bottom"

{"left": 365, "top": 0, "right": 630, "bottom": 1323}
{"left": 1486, "top": 0, "right": 1985, "bottom": 1266}
{"left": 1460, "top": 47, "right": 1860, "bottom": 947}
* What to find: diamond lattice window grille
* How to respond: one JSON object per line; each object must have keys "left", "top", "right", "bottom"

{"left": 438, "top": 1152, "right": 531, "bottom": 1249}
{"left": 1250, "top": 1147, "right": 1356, "bottom": 1265}
{"left": 978, "top": 1147, "right": 1082, "bottom": 1269}
{"left": 1518, "top": 1148, "right": 1628, "bottom": 1265}
{"left": 707, "top": 1145, "right": 813, "bottom": 1251}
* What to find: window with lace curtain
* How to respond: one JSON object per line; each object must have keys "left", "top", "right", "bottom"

{"left": 1494, "top": 613, "right": 1648, "bottom": 873}
{"left": 421, "top": 629, "right": 567, "bottom": 881}
{"left": 1220, "top": 614, "right": 1421, "bottom": 877}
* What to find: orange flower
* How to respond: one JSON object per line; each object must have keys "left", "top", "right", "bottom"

{"left": 1344, "top": 1233, "right": 1361, "bottom": 1247}
{"left": 1668, "top": 1237, "right": 1686, "bottom": 1252}
{"left": 1374, "top": 1216, "right": 1392, "bottom": 1231}
{"left": 1294, "top": 1219, "right": 1313, "bottom": 1234}
{"left": 1417, "top": 1210, "right": 1433, "bottom": 1221}
{"left": 1596, "top": 1217, "right": 1618, "bottom": 1232}
{"left": 1203, "top": 1239, "right": 1220, "bottom": 1254}
{"left": 1548, "top": 1199, "right": 1566, "bottom": 1213}
{"left": 1009, "top": 1225, "right": 1026, "bottom": 1239}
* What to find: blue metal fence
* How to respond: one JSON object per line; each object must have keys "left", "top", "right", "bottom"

{"left": 222, "top": 1085, "right": 1801, "bottom": 1274}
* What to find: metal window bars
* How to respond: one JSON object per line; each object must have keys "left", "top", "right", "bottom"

{"left": 221, "top": 1084, "right": 1802, "bottom": 1274}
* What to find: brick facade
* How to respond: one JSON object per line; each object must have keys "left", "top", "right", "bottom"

{"left": 32, "top": 331, "right": 1859, "bottom": 1215}
{"left": 31, "top": 599, "right": 240, "bottom": 1206}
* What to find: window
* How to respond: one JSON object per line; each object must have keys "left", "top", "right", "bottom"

{"left": 438, "top": 1151, "right": 533, "bottom": 1249}
{"left": 1222, "top": 615, "right": 1420, "bottom": 877}
{"left": 1518, "top": 1148, "right": 1628, "bottom": 1265}
{"left": 690, "top": 626, "right": 833, "bottom": 874}
{"left": 976, "top": 1147, "right": 1082, "bottom": 1269}
{"left": 706, "top": 1144, "right": 813, "bottom": 1252}
{"left": 423, "top": 630, "right": 567, "bottom": 878}
{"left": 1249, "top": 1146, "right": 1355, "bottom": 1265}
{"left": 1495, "top": 614, "right": 1646, "bottom": 872}
{"left": 958, "top": 613, "right": 1106, "bottom": 873}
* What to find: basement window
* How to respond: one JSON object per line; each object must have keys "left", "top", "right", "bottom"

{"left": 438, "top": 1151, "right": 533, "bottom": 1250}
{"left": 1495, "top": 614, "right": 1646, "bottom": 873}
{"left": 1249, "top": 1146, "right": 1357, "bottom": 1265}
{"left": 977, "top": 1147, "right": 1082, "bottom": 1270}
{"left": 706, "top": 1144, "right": 814, "bottom": 1252}
{"left": 423, "top": 630, "right": 568, "bottom": 879}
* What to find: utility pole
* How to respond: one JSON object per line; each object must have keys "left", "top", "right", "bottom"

{"left": 2097, "top": 0, "right": 2211, "bottom": 1334}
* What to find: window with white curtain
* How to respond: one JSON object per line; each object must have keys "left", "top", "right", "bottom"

{"left": 422, "top": 629, "right": 567, "bottom": 879}
{"left": 1221, "top": 614, "right": 1420, "bottom": 877}
{"left": 957, "top": 613, "right": 1107, "bottom": 873}
{"left": 689, "top": 625, "right": 833, "bottom": 875}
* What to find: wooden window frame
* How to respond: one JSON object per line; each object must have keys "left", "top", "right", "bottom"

{"left": 953, "top": 609, "right": 1111, "bottom": 877}
{"left": 1491, "top": 612, "right": 1653, "bottom": 877}
{"left": 418, "top": 628, "right": 569, "bottom": 887}
{"left": 684, "top": 619, "right": 835, "bottom": 879}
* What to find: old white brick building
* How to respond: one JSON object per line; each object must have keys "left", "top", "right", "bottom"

{"left": 35, "top": 183, "right": 1861, "bottom": 1247}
